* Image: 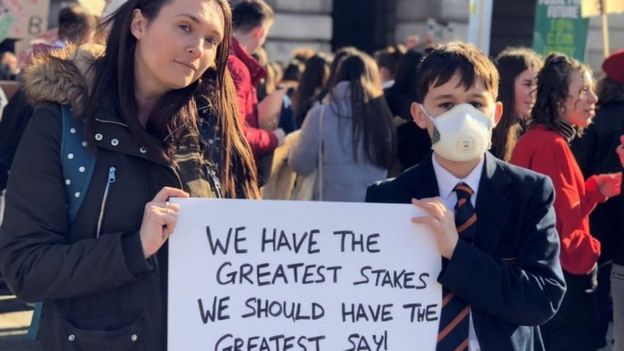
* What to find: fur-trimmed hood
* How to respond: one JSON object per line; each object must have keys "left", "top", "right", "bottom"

{"left": 23, "top": 44, "right": 105, "bottom": 115}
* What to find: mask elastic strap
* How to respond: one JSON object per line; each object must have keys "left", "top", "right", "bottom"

{"left": 420, "top": 105, "right": 441, "bottom": 144}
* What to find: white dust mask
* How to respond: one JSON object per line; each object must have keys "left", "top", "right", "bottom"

{"left": 421, "top": 103, "right": 494, "bottom": 162}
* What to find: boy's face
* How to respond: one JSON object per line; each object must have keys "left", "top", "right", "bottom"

{"left": 410, "top": 72, "right": 502, "bottom": 138}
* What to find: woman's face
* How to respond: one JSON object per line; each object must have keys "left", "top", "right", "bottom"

{"left": 562, "top": 70, "right": 598, "bottom": 128}
{"left": 131, "top": 0, "right": 224, "bottom": 96}
{"left": 513, "top": 67, "right": 537, "bottom": 120}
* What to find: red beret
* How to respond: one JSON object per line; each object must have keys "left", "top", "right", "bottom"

{"left": 602, "top": 49, "right": 624, "bottom": 84}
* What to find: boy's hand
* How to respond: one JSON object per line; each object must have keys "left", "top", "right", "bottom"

{"left": 411, "top": 197, "right": 458, "bottom": 259}
{"left": 595, "top": 172, "right": 622, "bottom": 198}
{"left": 616, "top": 135, "right": 624, "bottom": 168}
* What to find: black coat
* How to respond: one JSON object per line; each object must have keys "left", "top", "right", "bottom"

{"left": 366, "top": 153, "right": 566, "bottom": 351}
{"left": 0, "top": 87, "right": 33, "bottom": 190}
{"left": 384, "top": 89, "right": 432, "bottom": 170}
{"left": 0, "top": 45, "right": 251, "bottom": 350}
{"left": 571, "top": 100, "right": 624, "bottom": 264}
{"left": 1, "top": 103, "right": 174, "bottom": 350}
{"left": 0, "top": 101, "right": 225, "bottom": 350}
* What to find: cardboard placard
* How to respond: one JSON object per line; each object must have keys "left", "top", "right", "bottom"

{"left": 168, "top": 199, "right": 442, "bottom": 351}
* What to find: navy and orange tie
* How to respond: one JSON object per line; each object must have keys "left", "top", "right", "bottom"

{"left": 436, "top": 182, "right": 476, "bottom": 351}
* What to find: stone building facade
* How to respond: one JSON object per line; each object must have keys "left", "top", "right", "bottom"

{"left": 41, "top": 0, "right": 624, "bottom": 73}
{"left": 263, "top": 0, "right": 624, "bottom": 73}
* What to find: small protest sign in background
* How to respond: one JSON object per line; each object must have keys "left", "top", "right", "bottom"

{"left": 0, "top": 0, "right": 50, "bottom": 41}
{"left": 168, "top": 199, "right": 442, "bottom": 351}
{"left": 533, "top": 0, "right": 590, "bottom": 62}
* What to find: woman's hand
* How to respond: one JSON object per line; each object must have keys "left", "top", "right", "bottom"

{"left": 411, "top": 197, "right": 458, "bottom": 259}
{"left": 595, "top": 173, "right": 622, "bottom": 198}
{"left": 139, "top": 187, "right": 189, "bottom": 258}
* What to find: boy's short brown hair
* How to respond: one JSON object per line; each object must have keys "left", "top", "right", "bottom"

{"left": 416, "top": 42, "right": 499, "bottom": 103}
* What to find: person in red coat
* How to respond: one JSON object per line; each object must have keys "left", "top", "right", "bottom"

{"left": 511, "top": 53, "right": 622, "bottom": 351}
{"left": 227, "top": 0, "right": 284, "bottom": 164}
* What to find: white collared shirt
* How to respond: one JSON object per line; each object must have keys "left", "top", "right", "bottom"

{"left": 431, "top": 154, "right": 484, "bottom": 351}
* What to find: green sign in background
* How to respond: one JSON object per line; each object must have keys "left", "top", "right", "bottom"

{"left": 533, "top": 0, "right": 590, "bottom": 62}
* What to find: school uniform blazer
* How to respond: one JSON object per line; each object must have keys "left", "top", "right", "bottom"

{"left": 366, "top": 152, "right": 566, "bottom": 351}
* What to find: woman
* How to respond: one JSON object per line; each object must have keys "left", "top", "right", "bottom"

{"left": 510, "top": 53, "right": 621, "bottom": 351}
{"left": 490, "top": 47, "right": 542, "bottom": 161}
{"left": 288, "top": 50, "right": 396, "bottom": 202}
{"left": 292, "top": 52, "right": 332, "bottom": 127}
{"left": 0, "top": 0, "right": 258, "bottom": 350}
{"left": 316, "top": 46, "right": 358, "bottom": 103}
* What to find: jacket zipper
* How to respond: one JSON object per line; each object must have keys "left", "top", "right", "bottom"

{"left": 96, "top": 166, "right": 116, "bottom": 238}
{"left": 205, "top": 166, "right": 223, "bottom": 198}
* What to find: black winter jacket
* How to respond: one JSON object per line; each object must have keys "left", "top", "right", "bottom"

{"left": 0, "top": 45, "right": 237, "bottom": 351}
{"left": 571, "top": 100, "right": 624, "bottom": 265}
{"left": 0, "top": 87, "right": 34, "bottom": 190}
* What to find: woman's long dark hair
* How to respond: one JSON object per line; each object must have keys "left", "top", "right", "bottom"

{"left": 386, "top": 49, "right": 424, "bottom": 120}
{"left": 292, "top": 52, "right": 331, "bottom": 127}
{"left": 330, "top": 51, "right": 396, "bottom": 168}
{"left": 317, "top": 46, "right": 358, "bottom": 102}
{"left": 86, "top": 0, "right": 259, "bottom": 198}
{"left": 531, "top": 53, "right": 589, "bottom": 132}
{"left": 491, "top": 47, "right": 542, "bottom": 160}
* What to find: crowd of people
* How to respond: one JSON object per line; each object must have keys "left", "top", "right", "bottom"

{"left": 0, "top": 0, "right": 623, "bottom": 350}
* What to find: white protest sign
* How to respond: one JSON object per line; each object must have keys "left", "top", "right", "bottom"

{"left": 168, "top": 199, "right": 442, "bottom": 351}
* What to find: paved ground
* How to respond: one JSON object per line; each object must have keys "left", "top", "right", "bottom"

{"left": 0, "top": 285, "right": 37, "bottom": 351}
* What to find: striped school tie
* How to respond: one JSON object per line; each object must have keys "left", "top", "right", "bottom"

{"left": 436, "top": 182, "right": 476, "bottom": 351}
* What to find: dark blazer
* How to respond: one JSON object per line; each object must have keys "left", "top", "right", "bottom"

{"left": 366, "top": 152, "right": 566, "bottom": 351}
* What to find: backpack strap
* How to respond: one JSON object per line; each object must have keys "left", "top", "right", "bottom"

{"left": 27, "top": 106, "right": 97, "bottom": 340}
{"left": 60, "top": 105, "right": 96, "bottom": 223}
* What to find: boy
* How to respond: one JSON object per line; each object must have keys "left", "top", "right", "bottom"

{"left": 366, "top": 42, "right": 566, "bottom": 351}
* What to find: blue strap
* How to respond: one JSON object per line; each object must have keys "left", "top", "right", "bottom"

{"left": 27, "top": 105, "right": 97, "bottom": 340}
{"left": 26, "top": 303, "right": 43, "bottom": 340}
{"left": 60, "top": 105, "right": 96, "bottom": 223}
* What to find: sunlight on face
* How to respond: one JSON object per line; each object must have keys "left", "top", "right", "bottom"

{"left": 513, "top": 68, "right": 537, "bottom": 120}
{"left": 562, "top": 70, "right": 598, "bottom": 128}
{"left": 132, "top": 0, "right": 225, "bottom": 97}
{"left": 410, "top": 72, "right": 500, "bottom": 140}
{"left": 422, "top": 74, "right": 496, "bottom": 117}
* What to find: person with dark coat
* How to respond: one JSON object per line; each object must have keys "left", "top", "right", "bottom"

{"left": 0, "top": 1, "right": 259, "bottom": 350}
{"left": 0, "top": 88, "right": 32, "bottom": 192}
{"left": 572, "top": 48, "right": 624, "bottom": 351}
{"left": 384, "top": 49, "right": 430, "bottom": 171}
{"left": 368, "top": 42, "right": 565, "bottom": 351}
